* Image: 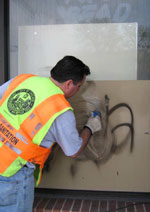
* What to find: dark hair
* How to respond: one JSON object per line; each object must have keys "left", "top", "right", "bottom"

{"left": 50, "top": 56, "right": 90, "bottom": 85}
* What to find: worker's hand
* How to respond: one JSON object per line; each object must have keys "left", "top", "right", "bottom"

{"left": 84, "top": 111, "right": 102, "bottom": 134}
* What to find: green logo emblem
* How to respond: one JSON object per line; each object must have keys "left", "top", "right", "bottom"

{"left": 7, "top": 89, "right": 35, "bottom": 115}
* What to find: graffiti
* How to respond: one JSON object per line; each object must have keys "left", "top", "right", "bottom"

{"left": 43, "top": 81, "right": 134, "bottom": 175}
{"left": 69, "top": 82, "right": 134, "bottom": 176}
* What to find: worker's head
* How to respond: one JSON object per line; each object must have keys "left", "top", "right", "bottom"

{"left": 50, "top": 56, "right": 90, "bottom": 98}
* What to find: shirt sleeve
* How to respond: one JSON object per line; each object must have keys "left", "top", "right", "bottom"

{"left": 0, "top": 79, "right": 13, "bottom": 99}
{"left": 41, "top": 110, "right": 82, "bottom": 156}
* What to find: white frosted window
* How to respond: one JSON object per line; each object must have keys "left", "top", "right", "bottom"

{"left": 18, "top": 23, "right": 137, "bottom": 80}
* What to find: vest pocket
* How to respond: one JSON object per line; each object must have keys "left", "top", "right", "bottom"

{"left": 0, "top": 180, "right": 18, "bottom": 206}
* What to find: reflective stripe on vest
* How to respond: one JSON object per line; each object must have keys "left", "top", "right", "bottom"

{"left": 0, "top": 74, "right": 72, "bottom": 185}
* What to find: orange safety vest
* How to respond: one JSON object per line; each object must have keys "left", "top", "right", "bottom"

{"left": 0, "top": 74, "right": 72, "bottom": 185}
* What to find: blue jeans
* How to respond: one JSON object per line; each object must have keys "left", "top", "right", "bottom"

{"left": 0, "top": 166, "right": 35, "bottom": 212}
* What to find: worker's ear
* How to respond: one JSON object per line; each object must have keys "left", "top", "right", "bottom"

{"left": 65, "top": 79, "right": 74, "bottom": 89}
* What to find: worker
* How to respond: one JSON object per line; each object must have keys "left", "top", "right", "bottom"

{"left": 0, "top": 55, "right": 101, "bottom": 212}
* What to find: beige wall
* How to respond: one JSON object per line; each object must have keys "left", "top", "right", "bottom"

{"left": 40, "top": 80, "right": 150, "bottom": 192}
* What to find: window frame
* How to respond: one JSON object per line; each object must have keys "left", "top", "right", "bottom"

{"left": 0, "top": 0, "right": 9, "bottom": 85}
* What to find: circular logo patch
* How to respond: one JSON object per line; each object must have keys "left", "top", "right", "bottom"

{"left": 7, "top": 89, "right": 35, "bottom": 115}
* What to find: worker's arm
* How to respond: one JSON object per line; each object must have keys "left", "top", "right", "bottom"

{"left": 70, "top": 112, "right": 101, "bottom": 158}
{"left": 41, "top": 110, "right": 101, "bottom": 158}
{"left": 70, "top": 127, "right": 91, "bottom": 157}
